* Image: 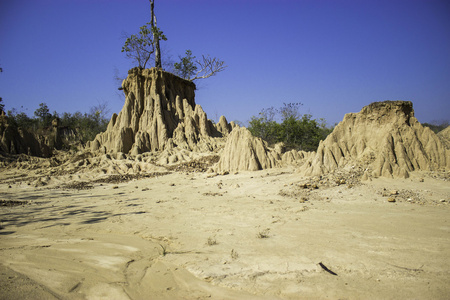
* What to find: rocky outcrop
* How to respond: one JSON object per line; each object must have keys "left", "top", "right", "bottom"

{"left": 215, "top": 115, "right": 232, "bottom": 136}
{"left": 215, "top": 127, "right": 279, "bottom": 172}
{"left": 88, "top": 68, "right": 229, "bottom": 155}
{"left": 437, "top": 126, "right": 450, "bottom": 149}
{"left": 281, "top": 148, "right": 314, "bottom": 166}
{"left": 301, "top": 101, "right": 449, "bottom": 178}
{"left": 0, "top": 110, "right": 52, "bottom": 157}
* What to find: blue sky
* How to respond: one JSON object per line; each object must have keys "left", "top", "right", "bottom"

{"left": 1, "top": 0, "right": 449, "bottom": 126}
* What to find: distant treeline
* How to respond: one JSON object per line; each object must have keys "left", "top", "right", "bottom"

{"left": 3, "top": 101, "right": 110, "bottom": 148}
{"left": 422, "top": 121, "right": 449, "bottom": 134}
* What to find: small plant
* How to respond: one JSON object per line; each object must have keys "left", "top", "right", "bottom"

{"left": 257, "top": 228, "right": 270, "bottom": 239}
{"left": 207, "top": 236, "right": 217, "bottom": 246}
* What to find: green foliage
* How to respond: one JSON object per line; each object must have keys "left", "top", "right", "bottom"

{"left": 280, "top": 114, "right": 330, "bottom": 151}
{"left": 34, "top": 102, "right": 52, "bottom": 128}
{"left": 248, "top": 107, "right": 279, "bottom": 144}
{"left": 7, "top": 107, "right": 39, "bottom": 129}
{"left": 5, "top": 102, "right": 109, "bottom": 147}
{"left": 248, "top": 103, "right": 332, "bottom": 151}
{"left": 7, "top": 102, "right": 56, "bottom": 132}
{"left": 422, "top": 121, "right": 449, "bottom": 133}
{"left": 173, "top": 50, "right": 198, "bottom": 80}
{"left": 59, "top": 103, "right": 109, "bottom": 144}
{"left": 122, "top": 23, "right": 167, "bottom": 69}
{"left": 151, "top": 26, "right": 167, "bottom": 42}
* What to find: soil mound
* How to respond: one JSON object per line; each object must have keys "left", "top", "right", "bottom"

{"left": 0, "top": 110, "right": 53, "bottom": 157}
{"left": 437, "top": 126, "right": 450, "bottom": 149}
{"left": 301, "top": 101, "right": 449, "bottom": 178}
{"left": 215, "top": 127, "right": 279, "bottom": 172}
{"left": 88, "top": 68, "right": 229, "bottom": 155}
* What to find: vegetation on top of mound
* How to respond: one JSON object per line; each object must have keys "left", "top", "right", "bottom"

{"left": 121, "top": 1, "right": 226, "bottom": 82}
{"left": 247, "top": 103, "right": 333, "bottom": 151}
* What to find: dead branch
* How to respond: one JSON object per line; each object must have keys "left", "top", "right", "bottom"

{"left": 190, "top": 55, "right": 227, "bottom": 81}
{"left": 318, "top": 262, "right": 338, "bottom": 276}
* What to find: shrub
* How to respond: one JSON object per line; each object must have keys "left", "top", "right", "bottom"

{"left": 248, "top": 103, "right": 332, "bottom": 151}
{"left": 7, "top": 109, "right": 38, "bottom": 129}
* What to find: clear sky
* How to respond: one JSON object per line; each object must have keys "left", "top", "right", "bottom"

{"left": 1, "top": 0, "right": 449, "bottom": 126}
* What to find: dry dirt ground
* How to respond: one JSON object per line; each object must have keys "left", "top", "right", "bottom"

{"left": 0, "top": 168, "right": 449, "bottom": 299}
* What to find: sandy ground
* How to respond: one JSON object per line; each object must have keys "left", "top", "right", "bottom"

{"left": 0, "top": 168, "right": 449, "bottom": 299}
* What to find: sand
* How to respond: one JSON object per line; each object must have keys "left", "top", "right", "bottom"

{"left": 0, "top": 167, "right": 449, "bottom": 299}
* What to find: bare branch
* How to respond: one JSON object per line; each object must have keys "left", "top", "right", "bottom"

{"left": 190, "top": 55, "right": 227, "bottom": 81}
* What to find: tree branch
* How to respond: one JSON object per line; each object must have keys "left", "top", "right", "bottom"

{"left": 190, "top": 55, "right": 227, "bottom": 81}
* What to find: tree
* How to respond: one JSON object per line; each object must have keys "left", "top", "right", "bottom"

{"left": 0, "top": 67, "right": 3, "bottom": 112}
{"left": 279, "top": 102, "right": 302, "bottom": 121}
{"left": 122, "top": 1, "right": 167, "bottom": 69}
{"left": 121, "top": 23, "right": 167, "bottom": 69}
{"left": 248, "top": 107, "right": 279, "bottom": 144}
{"left": 247, "top": 103, "right": 332, "bottom": 151}
{"left": 173, "top": 50, "right": 198, "bottom": 80}
{"left": 122, "top": 24, "right": 155, "bottom": 69}
{"left": 189, "top": 55, "right": 227, "bottom": 81}
{"left": 174, "top": 50, "right": 227, "bottom": 82}
{"left": 34, "top": 102, "right": 52, "bottom": 128}
{"left": 122, "top": 1, "right": 226, "bottom": 81}
{"left": 7, "top": 109, "right": 37, "bottom": 129}
{"left": 150, "top": 0, "right": 162, "bottom": 68}
{"left": 77, "top": 104, "right": 110, "bottom": 142}
{"left": 57, "top": 103, "right": 110, "bottom": 145}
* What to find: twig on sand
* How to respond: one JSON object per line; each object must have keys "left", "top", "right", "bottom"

{"left": 157, "top": 244, "right": 168, "bottom": 256}
{"left": 318, "top": 262, "right": 338, "bottom": 276}
{"left": 387, "top": 263, "right": 424, "bottom": 272}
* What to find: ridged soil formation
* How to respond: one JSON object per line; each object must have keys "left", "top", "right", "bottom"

{"left": 215, "top": 127, "right": 279, "bottom": 172}
{"left": 301, "top": 101, "right": 449, "bottom": 178}
{"left": 0, "top": 109, "right": 53, "bottom": 157}
{"left": 88, "top": 68, "right": 231, "bottom": 155}
{"left": 437, "top": 126, "right": 450, "bottom": 149}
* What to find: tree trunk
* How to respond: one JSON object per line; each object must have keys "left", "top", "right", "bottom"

{"left": 150, "top": 0, "right": 162, "bottom": 69}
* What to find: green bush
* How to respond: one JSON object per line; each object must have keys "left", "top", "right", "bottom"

{"left": 34, "top": 103, "right": 52, "bottom": 128}
{"left": 58, "top": 105, "right": 109, "bottom": 144}
{"left": 248, "top": 107, "right": 280, "bottom": 144}
{"left": 248, "top": 103, "right": 332, "bottom": 151}
{"left": 7, "top": 109, "right": 38, "bottom": 129}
